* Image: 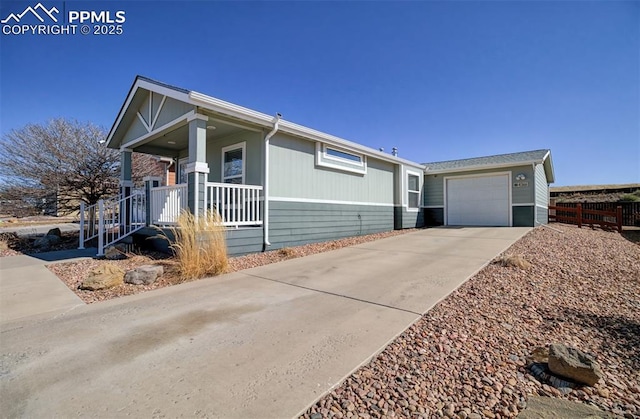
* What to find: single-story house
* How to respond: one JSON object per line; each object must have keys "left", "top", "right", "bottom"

{"left": 80, "top": 76, "right": 554, "bottom": 256}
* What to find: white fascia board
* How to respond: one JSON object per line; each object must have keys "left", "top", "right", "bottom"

{"left": 106, "top": 78, "right": 191, "bottom": 148}
{"left": 542, "top": 150, "right": 555, "bottom": 184}
{"left": 425, "top": 160, "right": 544, "bottom": 175}
{"left": 188, "top": 90, "right": 425, "bottom": 169}
{"left": 189, "top": 91, "right": 270, "bottom": 127}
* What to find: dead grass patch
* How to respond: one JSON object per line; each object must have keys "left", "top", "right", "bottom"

{"left": 278, "top": 247, "right": 297, "bottom": 259}
{"left": 160, "top": 211, "right": 228, "bottom": 280}
{"left": 495, "top": 254, "right": 532, "bottom": 270}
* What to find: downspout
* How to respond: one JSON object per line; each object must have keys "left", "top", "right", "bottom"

{"left": 263, "top": 113, "right": 281, "bottom": 249}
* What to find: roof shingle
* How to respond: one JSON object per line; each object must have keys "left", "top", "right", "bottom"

{"left": 423, "top": 149, "right": 550, "bottom": 171}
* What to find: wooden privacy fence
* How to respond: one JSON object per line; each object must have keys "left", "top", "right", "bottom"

{"left": 549, "top": 204, "right": 623, "bottom": 233}
{"left": 553, "top": 202, "right": 640, "bottom": 227}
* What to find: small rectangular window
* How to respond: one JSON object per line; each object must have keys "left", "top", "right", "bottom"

{"left": 315, "top": 143, "right": 367, "bottom": 175}
{"left": 407, "top": 173, "right": 420, "bottom": 210}
{"left": 326, "top": 147, "right": 362, "bottom": 163}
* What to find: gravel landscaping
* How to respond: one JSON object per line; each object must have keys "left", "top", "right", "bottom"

{"left": 301, "top": 225, "right": 640, "bottom": 418}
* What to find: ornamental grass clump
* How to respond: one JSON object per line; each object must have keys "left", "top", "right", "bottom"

{"left": 169, "top": 210, "right": 228, "bottom": 280}
{"left": 495, "top": 254, "right": 532, "bottom": 270}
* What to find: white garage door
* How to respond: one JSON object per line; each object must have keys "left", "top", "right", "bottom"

{"left": 446, "top": 175, "right": 510, "bottom": 226}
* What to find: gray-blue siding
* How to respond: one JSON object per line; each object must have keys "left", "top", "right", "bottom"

{"left": 268, "top": 200, "right": 394, "bottom": 249}
{"left": 534, "top": 163, "right": 549, "bottom": 225}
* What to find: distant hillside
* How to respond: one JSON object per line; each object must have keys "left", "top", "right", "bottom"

{"left": 550, "top": 184, "right": 639, "bottom": 203}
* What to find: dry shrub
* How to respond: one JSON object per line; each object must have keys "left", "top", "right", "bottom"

{"left": 167, "top": 211, "right": 228, "bottom": 280}
{"left": 0, "top": 239, "right": 8, "bottom": 251}
{"left": 278, "top": 247, "right": 296, "bottom": 258}
{"left": 495, "top": 254, "right": 532, "bottom": 270}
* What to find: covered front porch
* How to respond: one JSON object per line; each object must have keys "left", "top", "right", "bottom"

{"left": 81, "top": 79, "right": 272, "bottom": 255}
{"left": 118, "top": 85, "right": 269, "bottom": 225}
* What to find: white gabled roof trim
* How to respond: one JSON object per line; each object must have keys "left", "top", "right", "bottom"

{"left": 106, "top": 78, "right": 192, "bottom": 148}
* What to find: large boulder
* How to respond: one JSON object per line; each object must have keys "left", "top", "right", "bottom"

{"left": 80, "top": 264, "right": 125, "bottom": 291}
{"left": 124, "top": 265, "right": 164, "bottom": 285}
{"left": 548, "top": 343, "right": 603, "bottom": 386}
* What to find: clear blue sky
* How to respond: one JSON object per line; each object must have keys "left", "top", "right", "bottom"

{"left": 1, "top": 1, "right": 638, "bottom": 186}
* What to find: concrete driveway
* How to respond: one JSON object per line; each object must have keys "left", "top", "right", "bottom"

{"left": 0, "top": 227, "right": 529, "bottom": 418}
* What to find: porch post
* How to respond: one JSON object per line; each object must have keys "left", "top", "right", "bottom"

{"left": 144, "top": 176, "right": 162, "bottom": 227}
{"left": 186, "top": 114, "right": 209, "bottom": 219}
{"left": 120, "top": 148, "right": 133, "bottom": 198}
{"left": 120, "top": 148, "right": 134, "bottom": 231}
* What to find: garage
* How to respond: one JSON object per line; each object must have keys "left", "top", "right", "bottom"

{"left": 445, "top": 174, "right": 511, "bottom": 226}
{"left": 423, "top": 149, "right": 555, "bottom": 227}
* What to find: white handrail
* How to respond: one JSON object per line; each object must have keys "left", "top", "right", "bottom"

{"left": 78, "top": 192, "right": 146, "bottom": 256}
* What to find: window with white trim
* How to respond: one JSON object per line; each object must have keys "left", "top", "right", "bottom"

{"left": 222, "top": 142, "right": 246, "bottom": 184}
{"left": 407, "top": 172, "right": 420, "bottom": 210}
{"left": 315, "top": 143, "right": 367, "bottom": 174}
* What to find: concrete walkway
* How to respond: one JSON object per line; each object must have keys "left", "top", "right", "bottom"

{"left": 0, "top": 248, "right": 95, "bottom": 324}
{"left": 0, "top": 227, "right": 529, "bottom": 418}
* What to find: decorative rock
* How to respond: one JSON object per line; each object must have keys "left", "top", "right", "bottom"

{"left": 530, "top": 346, "right": 549, "bottom": 363}
{"left": 33, "top": 234, "right": 60, "bottom": 250}
{"left": 80, "top": 264, "right": 125, "bottom": 290}
{"left": 124, "top": 265, "right": 164, "bottom": 285}
{"left": 548, "top": 344, "right": 603, "bottom": 386}
{"left": 104, "top": 245, "right": 127, "bottom": 260}
{"left": 33, "top": 236, "right": 51, "bottom": 250}
{"left": 46, "top": 227, "right": 62, "bottom": 237}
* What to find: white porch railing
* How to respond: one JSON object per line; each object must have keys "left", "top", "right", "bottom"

{"left": 79, "top": 191, "right": 146, "bottom": 256}
{"left": 205, "top": 182, "right": 263, "bottom": 227}
{"left": 147, "top": 182, "right": 263, "bottom": 227}
{"left": 150, "top": 184, "right": 188, "bottom": 225}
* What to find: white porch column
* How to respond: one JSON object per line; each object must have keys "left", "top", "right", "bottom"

{"left": 186, "top": 114, "right": 209, "bottom": 218}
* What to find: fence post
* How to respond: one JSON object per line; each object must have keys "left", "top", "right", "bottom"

{"left": 97, "top": 200, "right": 105, "bottom": 257}
{"left": 616, "top": 206, "right": 623, "bottom": 233}
{"left": 577, "top": 203, "right": 582, "bottom": 229}
{"left": 78, "top": 202, "right": 85, "bottom": 249}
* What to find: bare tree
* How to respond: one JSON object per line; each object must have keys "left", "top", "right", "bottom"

{"left": 0, "top": 118, "right": 165, "bottom": 216}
